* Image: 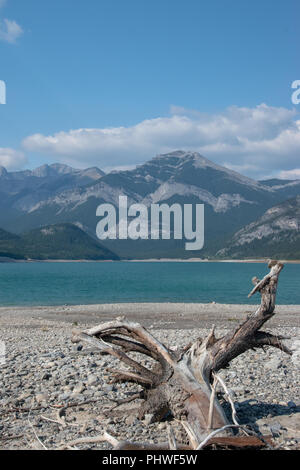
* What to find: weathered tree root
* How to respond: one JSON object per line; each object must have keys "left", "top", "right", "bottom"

{"left": 71, "top": 260, "right": 293, "bottom": 450}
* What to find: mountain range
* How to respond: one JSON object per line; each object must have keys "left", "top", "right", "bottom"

{"left": 0, "top": 151, "right": 299, "bottom": 260}
{"left": 218, "top": 196, "right": 300, "bottom": 260}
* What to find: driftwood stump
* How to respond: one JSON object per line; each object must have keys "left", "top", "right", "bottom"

{"left": 72, "top": 260, "right": 292, "bottom": 450}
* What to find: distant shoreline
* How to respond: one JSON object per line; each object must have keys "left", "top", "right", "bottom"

{"left": 125, "top": 258, "right": 300, "bottom": 264}
{"left": 1, "top": 257, "right": 300, "bottom": 264}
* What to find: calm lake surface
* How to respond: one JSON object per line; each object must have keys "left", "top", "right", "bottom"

{"left": 0, "top": 261, "right": 299, "bottom": 306}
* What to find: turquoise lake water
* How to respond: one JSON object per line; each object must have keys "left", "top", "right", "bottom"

{"left": 0, "top": 261, "right": 298, "bottom": 306}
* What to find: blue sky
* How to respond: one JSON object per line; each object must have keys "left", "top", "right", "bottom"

{"left": 0, "top": 0, "right": 299, "bottom": 178}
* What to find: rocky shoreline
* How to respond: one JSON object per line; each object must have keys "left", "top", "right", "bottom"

{"left": 0, "top": 304, "right": 299, "bottom": 450}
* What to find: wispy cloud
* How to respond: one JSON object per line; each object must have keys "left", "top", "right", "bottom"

{"left": 279, "top": 169, "right": 300, "bottom": 180}
{"left": 0, "top": 148, "right": 27, "bottom": 170}
{"left": 0, "top": 1, "right": 23, "bottom": 44}
{"left": 22, "top": 104, "right": 300, "bottom": 179}
{"left": 0, "top": 18, "right": 23, "bottom": 43}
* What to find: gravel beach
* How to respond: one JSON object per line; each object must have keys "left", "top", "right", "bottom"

{"left": 0, "top": 303, "right": 299, "bottom": 450}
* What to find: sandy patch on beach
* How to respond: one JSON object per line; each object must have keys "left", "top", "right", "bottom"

{"left": 0, "top": 303, "right": 299, "bottom": 329}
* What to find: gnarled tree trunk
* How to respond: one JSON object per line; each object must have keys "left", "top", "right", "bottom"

{"left": 71, "top": 260, "right": 292, "bottom": 450}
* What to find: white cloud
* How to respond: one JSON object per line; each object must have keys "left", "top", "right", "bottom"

{"left": 0, "top": 18, "right": 23, "bottom": 43}
{"left": 22, "top": 103, "right": 300, "bottom": 179}
{"left": 0, "top": 2, "right": 23, "bottom": 44}
{"left": 0, "top": 148, "right": 27, "bottom": 170}
{"left": 279, "top": 169, "right": 300, "bottom": 180}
